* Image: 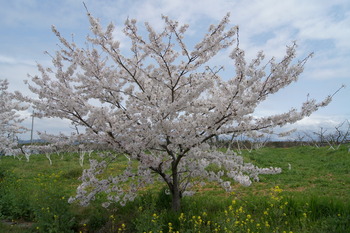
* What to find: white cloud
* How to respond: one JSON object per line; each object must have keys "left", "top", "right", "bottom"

{"left": 125, "top": 0, "right": 233, "bottom": 26}
{"left": 282, "top": 114, "right": 349, "bottom": 134}
{"left": 0, "top": 0, "right": 85, "bottom": 29}
{"left": 0, "top": 55, "right": 16, "bottom": 64}
{"left": 295, "top": 115, "right": 343, "bottom": 127}
{"left": 303, "top": 51, "right": 350, "bottom": 80}
{"left": 0, "top": 55, "right": 36, "bottom": 66}
{"left": 0, "top": 61, "right": 38, "bottom": 94}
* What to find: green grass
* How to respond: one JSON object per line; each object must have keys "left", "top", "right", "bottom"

{"left": 0, "top": 145, "right": 349, "bottom": 232}
{"left": 242, "top": 145, "right": 350, "bottom": 200}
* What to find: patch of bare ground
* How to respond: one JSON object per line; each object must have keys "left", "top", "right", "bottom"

{"left": 286, "top": 186, "right": 307, "bottom": 192}
{"left": 1, "top": 219, "right": 34, "bottom": 228}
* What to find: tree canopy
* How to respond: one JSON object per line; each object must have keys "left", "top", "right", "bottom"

{"left": 16, "top": 12, "right": 332, "bottom": 211}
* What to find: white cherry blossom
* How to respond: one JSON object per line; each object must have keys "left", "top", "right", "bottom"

{"left": 17, "top": 13, "right": 332, "bottom": 211}
{"left": 0, "top": 79, "right": 27, "bottom": 155}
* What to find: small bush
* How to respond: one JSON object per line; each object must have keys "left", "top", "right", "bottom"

{"left": 62, "top": 167, "right": 83, "bottom": 179}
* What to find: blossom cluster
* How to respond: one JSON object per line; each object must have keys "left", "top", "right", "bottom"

{"left": 0, "top": 79, "right": 27, "bottom": 155}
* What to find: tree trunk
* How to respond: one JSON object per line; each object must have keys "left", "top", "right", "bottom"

{"left": 171, "top": 183, "right": 181, "bottom": 212}
{"left": 171, "top": 164, "right": 181, "bottom": 212}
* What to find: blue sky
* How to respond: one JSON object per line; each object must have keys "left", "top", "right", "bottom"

{"left": 0, "top": 0, "right": 349, "bottom": 139}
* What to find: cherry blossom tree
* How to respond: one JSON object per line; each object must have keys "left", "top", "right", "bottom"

{"left": 17, "top": 12, "right": 333, "bottom": 211}
{"left": 0, "top": 79, "right": 27, "bottom": 155}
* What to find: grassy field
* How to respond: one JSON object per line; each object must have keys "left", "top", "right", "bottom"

{"left": 0, "top": 145, "right": 349, "bottom": 232}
